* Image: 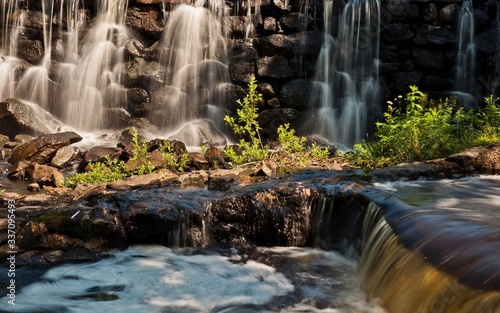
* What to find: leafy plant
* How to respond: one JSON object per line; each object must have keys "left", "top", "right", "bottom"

{"left": 65, "top": 158, "right": 127, "bottom": 188}
{"left": 128, "top": 127, "right": 154, "bottom": 175}
{"left": 344, "top": 86, "right": 500, "bottom": 168}
{"left": 224, "top": 77, "right": 268, "bottom": 164}
{"left": 277, "top": 123, "right": 306, "bottom": 153}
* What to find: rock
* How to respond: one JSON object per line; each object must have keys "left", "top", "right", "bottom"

{"left": 13, "top": 134, "right": 34, "bottom": 143}
{"left": 149, "top": 85, "right": 190, "bottom": 124}
{"left": 17, "top": 39, "right": 44, "bottom": 64}
{"left": 107, "top": 173, "right": 167, "bottom": 190}
{"left": 8, "top": 132, "right": 82, "bottom": 165}
{"left": 423, "top": 4, "right": 438, "bottom": 23}
{"left": 126, "top": 7, "right": 164, "bottom": 42}
{"left": 267, "top": 97, "right": 281, "bottom": 108}
{"left": 414, "top": 25, "right": 456, "bottom": 45}
{"left": 8, "top": 161, "right": 30, "bottom": 179}
{"left": 258, "top": 82, "right": 276, "bottom": 99}
{"left": 228, "top": 39, "right": 259, "bottom": 63}
{"left": 476, "top": 28, "right": 500, "bottom": 54}
{"left": 421, "top": 75, "right": 454, "bottom": 91}
{"left": 279, "top": 13, "right": 311, "bottom": 33}
{"left": 412, "top": 48, "right": 445, "bottom": 71}
{"left": 214, "top": 83, "right": 246, "bottom": 112}
{"left": 372, "top": 162, "right": 439, "bottom": 180}
{"left": 26, "top": 164, "right": 65, "bottom": 187}
{"left": 229, "top": 61, "right": 256, "bottom": 85}
{"left": 187, "top": 152, "right": 210, "bottom": 170}
{"left": 252, "top": 163, "right": 274, "bottom": 177}
{"left": 256, "top": 55, "right": 293, "bottom": 79}
{"left": 279, "top": 79, "right": 315, "bottom": 111}
{"left": 0, "top": 134, "right": 10, "bottom": 146}
{"left": 117, "top": 57, "right": 166, "bottom": 88}
{"left": 51, "top": 146, "right": 82, "bottom": 169}
{"left": 103, "top": 108, "right": 132, "bottom": 128}
{"left": 380, "top": 23, "right": 414, "bottom": 42}
{"left": 438, "top": 4, "right": 460, "bottom": 25}
{"left": 257, "top": 33, "right": 298, "bottom": 57}
{"left": 259, "top": 108, "right": 300, "bottom": 141}
{"left": 263, "top": 17, "right": 277, "bottom": 33}
{"left": 384, "top": 0, "right": 419, "bottom": 21}
{"left": 393, "top": 72, "right": 423, "bottom": 93}
{"left": 204, "top": 146, "right": 227, "bottom": 167}
{"left": 207, "top": 176, "right": 234, "bottom": 191}
{"left": 27, "top": 183, "right": 41, "bottom": 191}
{"left": 127, "top": 88, "right": 150, "bottom": 113}
{"left": 177, "top": 170, "right": 208, "bottom": 187}
{"left": 171, "top": 120, "right": 227, "bottom": 147}
{"left": 124, "top": 39, "right": 145, "bottom": 58}
{"left": 0, "top": 99, "right": 53, "bottom": 138}
{"left": 84, "top": 146, "right": 122, "bottom": 163}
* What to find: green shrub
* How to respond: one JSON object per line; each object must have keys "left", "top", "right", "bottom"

{"left": 65, "top": 158, "right": 128, "bottom": 188}
{"left": 224, "top": 77, "right": 268, "bottom": 164}
{"left": 346, "top": 86, "right": 500, "bottom": 168}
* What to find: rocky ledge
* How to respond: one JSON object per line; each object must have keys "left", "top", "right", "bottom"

{"left": 1, "top": 129, "right": 500, "bottom": 266}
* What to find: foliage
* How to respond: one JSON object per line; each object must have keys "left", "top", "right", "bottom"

{"left": 224, "top": 77, "right": 268, "bottom": 164}
{"left": 277, "top": 123, "right": 306, "bottom": 153}
{"left": 128, "top": 127, "right": 154, "bottom": 175}
{"left": 159, "top": 140, "right": 189, "bottom": 172}
{"left": 344, "top": 86, "right": 500, "bottom": 168}
{"left": 65, "top": 158, "right": 127, "bottom": 188}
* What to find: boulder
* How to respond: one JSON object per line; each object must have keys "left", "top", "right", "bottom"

{"left": 124, "top": 39, "right": 146, "bottom": 59}
{"left": 127, "top": 88, "right": 150, "bottom": 112}
{"left": 103, "top": 108, "right": 132, "bottom": 128}
{"left": 0, "top": 99, "right": 53, "bottom": 139}
{"left": 263, "top": 17, "right": 277, "bottom": 34}
{"left": 117, "top": 57, "right": 166, "bottom": 88}
{"left": 279, "top": 13, "right": 311, "bottom": 33}
{"left": 17, "top": 39, "right": 44, "bottom": 64}
{"left": 229, "top": 61, "right": 256, "bottom": 85}
{"left": 228, "top": 39, "right": 259, "bottom": 63}
{"left": 51, "top": 146, "right": 81, "bottom": 169}
{"left": 380, "top": 23, "right": 414, "bottom": 42}
{"left": 412, "top": 48, "right": 445, "bottom": 71}
{"left": 438, "top": 4, "right": 460, "bottom": 25}
{"left": 422, "top": 4, "right": 438, "bottom": 23}
{"left": 170, "top": 120, "right": 227, "bottom": 147}
{"left": 414, "top": 25, "right": 456, "bottom": 45}
{"left": 84, "top": 146, "right": 122, "bottom": 163}
{"left": 279, "top": 79, "right": 315, "bottom": 111}
{"left": 187, "top": 152, "right": 210, "bottom": 170}
{"left": 26, "top": 164, "right": 65, "bottom": 187}
{"left": 256, "top": 55, "right": 293, "bottom": 79}
{"left": 8, "top": 161, "right": 30, "bottom": 179}
{"left": 384, "top": 0, "right": 419, "bottom": 21}
{"left": 126, "top": 7, "right": 164, "bottom": 42}
{"left": 8, "top": 131, "right": 82, "bottom": 165}
{"left": 259, "top": 108, "right": 300, "bottom": 141}
{"left": 258, "top": 82, "right": 276, "bottom": 99}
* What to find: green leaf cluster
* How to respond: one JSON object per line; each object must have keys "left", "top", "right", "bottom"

{"left": 345, "top": 86, "right": 500, "bottom": 168}
{"left": 224, "top": 77, "right": 268, "bottom": 164}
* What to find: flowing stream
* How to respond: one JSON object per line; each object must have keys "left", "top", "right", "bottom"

{"left": 1, "top": 175, "right": 499, "bottom": 312}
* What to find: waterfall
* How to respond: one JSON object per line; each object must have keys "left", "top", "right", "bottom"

{"left": 307, "top": 0, "right": 380, "bottom": 148}
{"left": 59, "top": 0, "right": 131, "bottom": 131}
{"left": 455, "top": 0, "right": 475, "bottom": 97}
{"left": 493, "top": 2, "right": 500, "bottom": 98}
{"left": 0, "top": 0, "right": 22, "bottom": 102}
{"left": 150, "top": 0, "right": 230, "bottom": 145}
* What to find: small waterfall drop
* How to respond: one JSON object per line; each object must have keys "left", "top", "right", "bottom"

{"left": 59, "top": 0, "right": 131, "bottom": 131}
{"left": 150, "top": 0, "right": 230, "bottom": 145}
{"left": 455, "top": 0, "right": 475, "bottom": 97}
{"left": 307, "top": 0, "right": 380, "bottom": 148}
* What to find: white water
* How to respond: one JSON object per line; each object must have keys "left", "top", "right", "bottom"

{"left": 455, "top": 0, "right": 475, "bottom": 96}
{"left": 306, "top": 0, "right": 380, "bottom": 147}
{"left": 2, "top": 246, "right": 386, "bottom": 313}
{"left": 151, "top": 0, "right": 230, "bottom": 145}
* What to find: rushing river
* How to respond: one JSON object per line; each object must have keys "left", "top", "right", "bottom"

{"left": 1, "top": 246, "right": 385, "bottom": 313}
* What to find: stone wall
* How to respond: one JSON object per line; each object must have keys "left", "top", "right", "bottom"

{"left": 5, "top": 0, "right": 500, "bottom": 136}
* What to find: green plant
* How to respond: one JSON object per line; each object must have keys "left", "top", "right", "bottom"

{"left": 128, "top": 127, "right": 154, "bottom": 175}
{"left": 159, "top": 140, "right": 189, "bottom": 172}
{"left": 65, "top": 158, "right": 127, "bottom": 188}
{"left": 344, "top": 87, "right": 500, "bottom": 168}
{"left": 310, "top": 143, "right": 330, "bottom": 160}
{"left": 277, "top": 123, "right": 306, "bottom": 153}
{"left": 224, "top": 77, "right": 268, "bottom": 164}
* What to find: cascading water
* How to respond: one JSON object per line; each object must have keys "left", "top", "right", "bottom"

{"left": 306, "top": 0, "right": 380, "bottom": 148}
{"left": 493, "top": 2, "right": 500, "bottom": 98}
{"left": 0, "top": 0, "right": 131, "bottom": 132}
{"left": 150, "top": 0, "right": 230, "bottom": 146}
{"left": 455, "top": 0, "right": 475, "bottom": 98}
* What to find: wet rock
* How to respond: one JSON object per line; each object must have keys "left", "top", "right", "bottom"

{"left": 173, "top": 120, "right": 227, "bottom": 147}
{"left": 279, "top": 79, "right": 315, "bottom": 111}
{"left": 259, "top": 108, "right": 300, "bottom": 141}
{"left": 177, "top": 170, "right": 209, "bottom": 187}
{"left": 187, "top": 152, "right": 210, "bottom": 171}
{"left": 0, "top": 134, "right": 9, "bottom": 146}
{"left": 124, "top": 39, "right": 146, "bottom": 59}
{"left": 117, "top": 57, "right": 166, "bottom": 88}
{"left": 380, "top": 23, "right": 414, "bottom": 42}
{"left": 263, "top": 17, "right": 277, "bottom": 34}
{"left": 384, "top": 0, "right": 419, "bottom": 21}
{"left": 7, "top": 161, "right": 30, "bottom": 179}
{"left": 8, "top": 131, "right": 82, "bottom": 165}
{"left": 127, "top": 88, "right": 149, "bottom": 112}
{"left": 257, "top": 55, "right": 293, "bottom": 79}
{"left": 207, "top": 176, "right": 234, "bottom": 191}
{"left": 267, "top": 97, "right": 281, "bottom": 108}
{"left": 476, "top": 28, "right": 500, "bottom": 54}
{"left": 207, "top": 185, "right": 312, "bottom": 246}
{"left": 84, "top": 146, "right": 122, "bottom": 163}
{"left": 204, "top": 146, "right": 227, "bottom": 167}
{"left": 414, "top": 25, "right": 456, "bottom": 45}
{"left": 421, "top": 75, "right": 454, "bottom": 91}
{"left": 438, "top": 4, "right": 460, "bottom": 25}
{"left": 258, "top": 82, "right": 275, "bottom": 99}
{"left": 228, "top": 16, "right": 248, "bottom": 38}
{"left": 257, "top": 33, "right": 299, "bottom": 57}
{"left": 228, "top": 39, "right": 259, "bottom": 63}
{"left": 372, "top": 162, "right": 440, "bottom": 180}
{"left": 103, "top": 108, "right": 132, "bottom": 128}
{"left": 474, "top": 143, "right": 500, "bottom": 175}
{"left": 27, "top": 183, "right": 41, "bottom": 191}
{"left": 214, "top": 83, "right": 246, "bottom": 112}
{"left": 279, "top": 13, "right": 311, "bottom": 33}
{"left": 229, "top": 61, "right": 256, "bottom": 85}
{"left": 393, "top": 71, "right": 423, "bottom": 93}
{"left": 412, "top": 48, "right": 445, "bottom": 71}
{"left": 17, "top": 39, "right": 44, "bottom": 64}
{"left": 26, "top": 164, "right": 65, "bottom": 187}
{"left": 0, "top": 99, "right": 52, "bottom": 139}
{"left": 423, "top": 4, "right": 438, "bottom": 23}
{"left": 107, "top": 172, "right": 170, "bottom": 190}
{"left": 51, "top": 146, "right": 81, "bottom": 169}
{"left": 126, "top": 7, "right": 164, "bottom": 42}
{"left": 13, "top": 134, "right": 34, "bottom": 143}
